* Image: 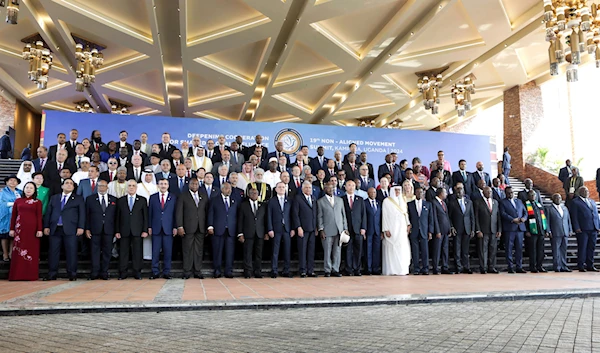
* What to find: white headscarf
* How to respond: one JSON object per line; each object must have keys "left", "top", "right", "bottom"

{"left": 137, "top": 170, "right": 158, "bottom": 205}
{"left": 389, "top": 186, "right": 408, "bottom": 214}
{"left": 17, "top": 161, "right": 35, "bottom": 190}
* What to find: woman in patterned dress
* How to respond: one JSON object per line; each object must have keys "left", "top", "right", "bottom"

{"left": 0, "top": 175, "right": 21, "bottom": 262}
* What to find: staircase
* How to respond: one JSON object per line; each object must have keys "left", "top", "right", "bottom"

{"left": 0, "top": 159, "right": 22, "bottom": 187}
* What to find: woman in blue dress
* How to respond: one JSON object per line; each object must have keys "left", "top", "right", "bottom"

{"left": 0, "top": 175, "right": 21, "bottom": 262}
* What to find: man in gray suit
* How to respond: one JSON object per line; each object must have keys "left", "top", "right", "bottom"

{"left": 212, "top": 150, "right": 236, "bottom": 175}
{"left": 474, "top": 186, "right": 502, "bottom": 274}
{"left": 546, "top": 193, "right": 574, "bottom": 272}
{"left": 317, "top": 184, "right": 347, "bottom": 277}
{"left": 502, "top": 147, "right": 511, "bottom": 185}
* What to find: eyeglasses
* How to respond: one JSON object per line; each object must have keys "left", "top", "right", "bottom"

{"left": 108, "top": 162, "right": 117, "bottom": 165}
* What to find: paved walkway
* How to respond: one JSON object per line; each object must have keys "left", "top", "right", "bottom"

{"left": 3, "top": 272, "right": 600, "bottom": 314}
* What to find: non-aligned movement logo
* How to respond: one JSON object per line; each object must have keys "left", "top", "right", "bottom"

{"left": 274, "top": 128, "right": 303, "bottom": 157}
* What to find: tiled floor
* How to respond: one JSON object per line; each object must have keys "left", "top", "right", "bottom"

{"left": 2, "top": 272, "right": 600, "bottom": 308}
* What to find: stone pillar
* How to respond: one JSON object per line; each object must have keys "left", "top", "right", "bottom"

{"left": 503, "top": 81, "right": 544, "bottom": 179}
{"left": 0, "top": 90, "right": 16, "bottom": 134}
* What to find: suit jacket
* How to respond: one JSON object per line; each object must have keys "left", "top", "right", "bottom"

{"left": 492, "top": 187, "right": 505, "bottom": 203}
{"left": 90, "top": 141, "right": 106, "bottom": 154}
{"left": 175, "top": 190, "right": 208, "bottom": 234}
{"left": 168, "top": 176, "right": 190, "bottom": 197}
{"left": 49, "top": 144, "right": 73, "bottom": 161}
{"left": 211, "top": 162, "right": 234, "bottom": 176}
{"left": 376, "top": 188, "right": 391, "bottom": 204}
{"left": 117, "top": 141, "right": 133, "bottom": 155}
{"left": 545, "top": 203, "right": 572, "bottom": 237}
{"left": 408, "top": 199, "right": 435, "bottom": 238}
{"left": 517, "top": 189, "right": 542, "bottom": 205}
{"left": 155, "top": 172, "right": 176, "bottom": 183}
{"left": 158, "top": 143, "right": 176, "bottom": 161}
{"left": 247, "top": 144, "right": 268, "bottom": 160}
{"left": 365, "top": 198, "right": 382, "bottom": 236}
{"left": 126, "top": 166, "right": 144, "bottom": 183}
{"left": 563, "top": 176, "right": 584, "bottom": 196}
{"left": 499, "top": 198, "right": 527, "bottom": 232}
{"left": 342, "top": 194, "right": 367, "bottom": 236}
{"left": 309, "top": 156, "right": 328, "bottom": 173}
{"left": 447, "top": 197, "right": 475, "bottom": 235}
{"left": 502, "top": 151, "right": 511, "bottom": 169}
{"left": 570, "top": 197, "right": 600, "bottom": 232}
{"left": 201, "top": 184, "right": 219, "bottom": 199}
{"left": 292, "top": 193, "right": 317, "bottom": 232}
{"left": 377, "top": 163, "right": 400, "bottom": 185}
{"left": 425, "top": 187, "right": 439, "bottom": 203}
{"left": 237, "top": 199, "right": 267, "bottom": 237}
{"left": 207, "top": 194, "right": 238, "bottom": 236}
{"left": 231, "top": 187, "right": 245, "bottom": 203}
{"left": 357, "top": 176, "right": 375, "bottom": 191}
{"left": 99, "top": 169, "right": 119, "bottom": 183}
{"left": 324, "top": 168, "right": 337, "bottom": 182}
{"left": 44, "top": 193, "right": 86, "bottom": 235}
{"left": 596, "top": 168, "right": 600, "bottom": 197}
{"left": 558, "top": 166, "right": 572, "bottom": 184}
{"left": 267, "top": 196, "right": 292, "bottom": 233}
{"left": 148, "top": 192, "right": 177, "bottom": 234}
{"left": 451, "top": 170, "right": 474, "bottom": 195}
{"left": 359, "top": 162, "right": 375, "bottom": 180}
{"left": 343, "top": 163, "right": 360, "bottom": 182}
{"left": 430, "top": 169, "right": 453, "bottom": 188}
{"left": 32, "top": 158, "right": 49, "bottom": 172}
{"left": 228, "top": 151, "right": 245, "bottom": 172}
{"left": 76, "top": 178, "right": 99, "bottom": 200}
{"left": 85, "top": 193, "right": 117, "bottom": 235}
{"left": 312, "top": 179, "right": 327, "bottom": 194}
{"left": 474, "top": 198, "right": 501, "bottom": 234}
{"left": 317, "top": 195, "right": 347, "bottom": 237}
{"left": 431, "top": 198, "right": 451, "bottom": 235}
{"left": 43, "top": 160, "right": 77, "bottom": 195}
{"left": 472, "top": 170, "right": 491, "bottom": 188}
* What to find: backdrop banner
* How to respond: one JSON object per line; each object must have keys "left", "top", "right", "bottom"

{"left": 42, "top": 110, "right": 491, "bottom": 171}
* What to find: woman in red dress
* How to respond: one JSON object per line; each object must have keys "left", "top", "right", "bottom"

{"left": 9, "top": 182, "right": 43, "bottom": 281}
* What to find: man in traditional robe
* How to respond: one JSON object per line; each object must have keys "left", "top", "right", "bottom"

{"left": 381, "top": 186, "right": 411, "bottom": 275}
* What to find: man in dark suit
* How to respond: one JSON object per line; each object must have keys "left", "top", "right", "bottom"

{"left": 130, "top": 140, "right": 148, "bottom": 164}
{"left": 563, "top": 166, "right": 584, "bottom": 208}
{"left": 358, "top": 152, "right": 374, "bottom": 180}
{"left": 545, "top": 193, "right": 573, "bottom": 272}
{"left": 343, "top": 153, "right": 360, "bottom": 182}
{"left": 517, "top": 178, "right": 542, "bottom": 205}
{"left": 474, "top": 186, "right": 502, "bottom": 274}
{"left": 451, "top": 160, "right": 474, "bottom": 196}
{"left": 324, "top": 159, "right": 337, "bottom": 182}
{"left": 43, "top": 149, "right": 76, "bottom": 196}
{"left": 376, "top": 177, "right": 391, "bottom": 203}
{"left": 238, "top": 188, "right": 267, "bottom": 278}
{"left": 114, "top": 181, "right": 148, "bottom": 279}
{"left": 126, "top": 155, "right": 145, "bottom": 183}
{"left": 117, "top": 130, "right": 133, "bottom": 156}
{"left": 523, "top": 189, "right": 549, "bottom": 273}
{"left": 313, "top": 169, "right": 327, "bottom": 195}
{"left": 43, "top": 179, "right": 85, "bottom": 281}
{"left": 342, "top": 180, "right": 367, "bottom": 276}
{"left": 491, "top": 178, "right": 505, "bottom": 202}
{"left": 447, "top": 185, "right": 475, "bottom": 274}
{"left": 288, "top": 166, "right": 304, "bottom": 197}
{"left": 155, "top": 159, "right": 176, "bottom": 183}
{"left": 431, "top": 188, "right": 453, "bottom": 275}
{"left": 48, "top": 132, "right": 68, "bottom": 161}
{"left": 169, "top": 164, "right": 190, "bottom": 197}
{"left": 158, "top": 132, "right": 176, "bottom": 161}
{"left": 426, "top": 177, "right": 441, "bottom": 203}
{"left": 407, "top": 187, "right": 434, "bottom": 275}
{"left": 470, "top": 179, "right": 486, "bottom": 201}
{"left": 89, "top": 129, "right": 105, "bottom": 154}
{"left": 100, "top": 158, "right": 119, "bottom": 183}
{"left": 499, "top": 186, "right": 528, "bottom": 273}
{"left": 267, "top": 182, "right": 293, "bottom": 277}
{"left": 207, "top": 183, "right": 238, "bottom": 278}
{"left": 247, "top": 135, "right": 268, "bottom": 161}
{"left": 378, "top": 154, "right": 400, "bottom": 185}
{"left": 430, "top": 160, "right": 452, "bottom": 189}
{"left": 292, "top": 181, "right": 319, "bottom": 278}
{"left": 32, "top": 146, "right": 49, "bottom": 172}
{"left": 309, "top": 146, "right": 328, "bottom": 173}
{"left": 83, "top": 179, "right": 117, "bottom": 280}
{"left": 148, "top": 179, "right": 178, "bottom": 279}
{"left": 558, "top": 159, "right": 572, "bottom": 184}
{"left": 364, "top": 187, "right": 382, "bottom": 275}
{"left": 357, "top": 165, "right": 375, "bottom": 192}
{"left": 77, "top": 166, "right": 100, "bottom": 201}
{"left": 263, "top": 141, "right": 287, "bottom": 170}
{"left": 570, "top": 186, "right": 600, "bottom": 272}
{"left": 202, "top": 173, "right": 220, "bottom": 199}
{"left": 472, "top": 161, "right": 491, "bottom": 188}
{"left": 176, "top": 178, "right": 208, "bottom": 279}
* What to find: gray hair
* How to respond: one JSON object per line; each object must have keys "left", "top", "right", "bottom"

{"left": 229, "top": 172, "right": 238, "bottom": 178}
{"left": 117, "top": 166, "right": 128, "bottom": 173}
{"left": 302, "top": 181, "right": 312, "bottom": 188}
{"left": 303, "top": 165, "right": 311, "bottom": 173}
{"left": 254, "top": 168, "right": 265, "bottom": 175}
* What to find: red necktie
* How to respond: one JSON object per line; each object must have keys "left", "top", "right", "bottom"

{"left": 296, "top": 179, "right": 300, "bottom": 188}
{"left": 442, "top": 200, "right": 446, "bottom": 212}
{"left": 349, "top": 196, "right": 354, "bottom": 209}
{"left": 487, "top": 199, "right": 492, "bottom": 212}
{"left": 109, "top": 171, "right": 113, "bottom": 181}
{"left": 161, "top": 194, "right": 165, "bottom": 209}
{"left": 91, "top": 179, "right": 96, "bottom": 191}
{"left": 187, "top": 170, "right": 191, "bottom": 178}
{"left": 95, "top": 143, "right": 99, "bottom": 150}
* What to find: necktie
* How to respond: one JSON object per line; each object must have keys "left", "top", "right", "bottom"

{"left": 109, "top": 171, "right": 113, "bottom": 181}
{"left": 95, "top": 143, "right": 99, "bottom": 151}
{"left": 460, "top": 199, "right": 465, "bottom": 213}
{"left": 349, "top": 195, "right": 353, "bottom": 209}
{"left": 487, "top": 199, "right": 492, "bottom": 212}
{"left": 193, "top": 193, "right": 199, "bottom": 207}
{"left": 164, "top": 144, "right": 168, "bottom": 151}
{"left": 462, "top": 171, "right": 466, "bottom": 181}
{"left": 417, "top": 201, "right": 421, "bottom": 217}
{"left": 58, "top": 163, "right": 63, "bottom": 170}
{"left": 225, "top": 197, "right": 230, "bottom": 211}
{"left": 233, "top": 153, "right": 237, "bottom": 164}
{"left": 58, "top": 195, "right": 67, "bottom": 225}
{"left": 40, "top": 159, "right": 45, "bottom": 170}
{"left": 383, "top": 190, "right": 388, "bottom": 198}
{"left": 296, "top": 178, "right": 300, "bottom": 188}
{"left": 371, "top": 199, "right": 376, "bottom": 211}
{"left": 307, "top": 196, "right": 312, "bottom": 207}
{"left": 441, "top": 200, "right": 446, "bottom": 212}
{"left": 101, "top": 195, "right": 106, "bottom": 212}
{"left": 129, "top": 196, "right": 134, "bottom": 211}
{"left": 511, "top": 199, "right": 516, "bottom": 209}
{"left": 207, "top": 186, "right": 211, "bottom": 197}
{"left": 252, "top": 201, "right": 257, "bottom": 215}
{"left": 222, "top": 177, "right": 226, "bottom": 185}
{"left": 91, "top": 179, "right": 96, "bottom": 192}
{"left": 279, "top": 197, "right": 284, "bottom": 211}
{"left": 135, "top": 169, "right": 139, "bottom": 181}
{"left": 161, "top": 194, "right": 165, "bottom": 209}
{"left": 179, "top": 178, "right": 184, "bottom": 190}
{"left": 187, "top": 170, "right": 191, "bottom": 178}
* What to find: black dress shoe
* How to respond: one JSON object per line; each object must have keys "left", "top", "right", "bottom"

{"left": 333, "top": 272, "right": 342, "bottom": 277}
{"left": 461, "top": 269, "right": 473, "bottom": 274}
{"left": 432, "top": 271, "right": 439, "bottom": 275}
{"left": 531, "top": 270, "right": 539, "bottom": 273}
{"left": 213, "top": 273, "right": 222, "bottom": 279}
{"left": 588, "top": 267, "right": 599, "bottom": 272}
{"left": 149, "top": 273, "right": 160, "bottom": 280}
{"left": 254, "top": 273, "right": 263, "bottom": 279}
{"left": 480, "top": 270, "right": 487, "bottom": 274}
{"left": 538, "top": 268, "right": 547, "bottom": 273}
{"left": 194, "top": 274, "right": 205, "bottom": 279}
{"left": 508, "top": 269, "right": 515, "bottom": 274}
{"left": 488, "top": 268, "right": 499, "bottom": 274}
{"left": 516, "top": 268, "right": 527, "bottom": 273}
{"left": 441, "top": 269, "right": 454, "bottom": 275}
{"left": 563, "top": 268, "right": 572, "bottom": 272}
{"left": 88, "top": 275, "right": 98, "bottom": 280}
{"left": 244, "top": 273, "right": 252, "bottom": 279}
{"left": 300, "top": 273, "right": 306, "bottom": 278}
{"left": 579, "top": 268, "right": 587, "bottom": 272}
{"left": 307, "top": 273, "right": 318, "bottom": 278}
{"left": 421, "top": 271, "right": 429, "bottom": 275}
{"left": 373, "top": 271, "right": 381, "bottom": 275}
{"left": 364, "top": 271, "right": 372, "bottom": 276}
{"left": 270, "top": 273, "right": 278, "bottom": 278}
{"left": 69, "top": 276, "right": 77, "bottom": 281}
{"left": 118, "top": 276, "right": 127, "bottom": 280}
{"left": 355, "top": 271, "right": 362, "bottom": 276}
{"left": 134, "top": 273, "right": 142, "bottom": 280}
{"left": 101, "top": 274, "right": 109, "bottom": 280}
{"left": 284, "top": 273, "right": 293, "bottom": 278}
{"left": 163, "top": 274, "right": 172, "bottom": 279}
{"left": 225, "top": 274, "right": 234, "bottom": 279}
{"left": 412, "top": 272, "right": 420, "bottom": 276}
{"left": 324, "top": 272, "right": 331, "bottom": 277}
{"left": 43, "top": 276, "right": 57, "bottom": 281}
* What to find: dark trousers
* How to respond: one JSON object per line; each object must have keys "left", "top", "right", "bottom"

{"left": 345, "top": 233, "right": 363, "bottom": 273}
{"left": 48, "top": 226, "right": 78, "bottom": 278}
{"left": 182, "top": 230, "right": 205, "bottom": 275}
{"left": 91, "top": 232, "right": 112, "bottom": 276}
{"left": 211, "top": 231, "right": 235, "bottom": 275}
{"left": 505, "top": 231, "right": 524, "bottom": 270}
{"left": 272, "top": 231, "right": 291, "bottom": 274}
{"left": 151, "top": 231, "right": 173, "bottom": 275}
{"left": 409, "top": 232, "right": 429, "bottom": 273}
{"left": 297, "top": 230, "right": 316, "bottom": 274}
{"left": 243, "top": 233, "right": 264, "bottom": 275}
{"left": 551, "top": 234, "right": 568, "bottom": 271}
{"left": 79, "top": 235, "right": 90, "bottom": 258}
{"left": 477, "top": 233, "right": 497, "bottom": 271}
{"left": 576, "top": 231, "right": 597, "bottom": 269}
{"left": 365, "top": 231, "right": 381, "bottom": 273}
{"left": 454, "top": 232, "right": 470, "bottom": 272}
{"left": 528, "top": 234, "right": 545, "bottom": 270}
{"left": 432, "top": 233, "right": 449, "bottom": 272}
{"left": 120, "top": 235, "right": 143, "bottom": 274}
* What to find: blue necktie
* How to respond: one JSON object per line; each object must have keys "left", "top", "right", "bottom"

{"left": 460, "top": 199, "right": 465, "bottom": 213}
{"left": 128, "top": 196, "right": 134, "bottom": 211}
{"left": 58, "top": 195, "right": 67, "bottom": 225}
{"left": 224, "top": 197, "right": 229, "bottom": 211}
{"left": 179, "top": 178, "right": 184, "bottom": 190}
{"left": 207, "top": 186, "right": 211, "bottom": 197}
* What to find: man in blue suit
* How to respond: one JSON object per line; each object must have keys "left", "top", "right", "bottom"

{"left": 329, "top": 176, "right": 344, "bottom": 197}
{"left": 407, "top": 187, "right": 434, "bottom": 275}
{"left": 208, "top": 183, "right": 238, "bottom": 278}
{"left": 499, "top": 186, "right": 528, "bottom": 273}
{"left": 431, "top": 188, "right": 454, "bottom": 274}
{"left": 364, "top": 187, "right": 382, "bottom": 275}
{"left": 77, "top": 166, "right": 100, "bottom": 200}
{"left": 570, "top": 186, "right": 600, "bottom": 272}
{"left": 292, "top": 181, "right": 318, "bottom": 277}
{"left": 357, "top": 165, "right": 375, "bottom": 192}
{"left": 546, "top": 193, "right": 574, "bottom": 272}
{"left": 309, "top": 146, "right": 328, "bottom": 173}
{"left": 169, "top": 164, "right": 190, "bottom": 197}
{"left": 148, "top": 179, "right": 177, "bottom": 279}
{"left": 267, "top": 182, "right": 293, "bottom": 278}
{"left": 502, "top": 147, "right": 511, "bottom": 184}
{"left": 342, "top": 180, "right": 367, "bottom": 276}
{"left": 43, "top": 178, "right": 85, "bottom": 281}
{"left": 472, "top": 161, "right": 491, "bottom": 188}
{"left": 154, "top": 159, "right": 175, "bottom": 182}
{"left": 377, "top": 154, "right": 400, "bottom": 185}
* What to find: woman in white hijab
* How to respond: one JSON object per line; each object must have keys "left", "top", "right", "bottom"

{"left": 16, "top": 160, "right": 35, "bottom": 190}
{"left": 381, "top": 186, "right": 411, "bottom": 275}
{"left": 137, "top": 170, "right": 158, "bottom": 260}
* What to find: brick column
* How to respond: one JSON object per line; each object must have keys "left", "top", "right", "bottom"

{"left": 503, "top": 81, "right": 544, "bottom": 180}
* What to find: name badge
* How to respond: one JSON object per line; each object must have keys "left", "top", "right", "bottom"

{"left": 569, "top": 187, "right": 575, "bottom": 194}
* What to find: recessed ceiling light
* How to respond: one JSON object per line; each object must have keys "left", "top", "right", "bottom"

{"left": 410, "top": 32, "right": 414, "bottom": 36}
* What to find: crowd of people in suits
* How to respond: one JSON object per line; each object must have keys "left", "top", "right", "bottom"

{"left": 1, "top": 128, "right": 599, "bottom": 281}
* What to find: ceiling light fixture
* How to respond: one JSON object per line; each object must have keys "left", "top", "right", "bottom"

{"left": 272, "top": 117, "right": 302, "bottom": 123}
{"left": 0, "top": 0, "right": 19, "bottom": 25}
{"left": 74, "top": 42, "right": 104, "bottom": 92}
{"left": 544, "top": 0, "right": 600, "bottom": 82}
{"left": 450, "top": 75, "right": 475, "bottom": 118}
{"left": 417, "top": 74, "right": 442, "bottom": 114}
{"left": 22, "top": 41, "right": 52, "bottom": 90}
{"left": 74, "top": 100, "right": 94, "bottom": 113}
{"left": 96, "top": 54, "right": 148, "bottom": 73}
{"left": 137, "top": 109, "right": 161, "bottom": 116}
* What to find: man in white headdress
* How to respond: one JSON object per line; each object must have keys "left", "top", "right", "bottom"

{"left": 191, "top": 146, "right": 213, "bottom": 172}
{"left": 137, "top": 168, "right": 158, "bottom": 260}
{"left": 381, "top": 186, "right": 411, "bottom": 275}
{"left": 72, "top": 157, "right": 91, "bottom": 184}
{"left": 16, "top": 160, "right": 35, "bottom": 190}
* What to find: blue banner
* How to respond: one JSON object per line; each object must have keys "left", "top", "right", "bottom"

{"left": 42, "top": 111, "right": 491, "bottom": 173}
